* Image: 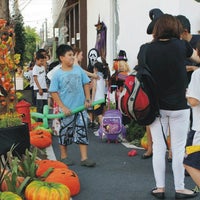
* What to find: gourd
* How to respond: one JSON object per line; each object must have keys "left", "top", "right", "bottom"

{"left": 140, "top": 132, "right": 148, "bottom": 150}
{"left": 0, "top": 191, "right": 22, "bottom": 200}
{"left": 25, "top": 180, "right": 71, "bottom": 200}
{"left": 45, "top": 168, "right": 80, "bottom": 196}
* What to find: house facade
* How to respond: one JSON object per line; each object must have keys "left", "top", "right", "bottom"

{"left": 52, "top": 0, "right": 200, "bottom": 70}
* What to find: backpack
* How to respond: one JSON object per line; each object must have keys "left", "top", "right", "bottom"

{"left": 119, "top": 44, "right": 160, "bottom": 126}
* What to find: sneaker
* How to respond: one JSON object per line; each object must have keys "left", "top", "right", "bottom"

{"left": 60, "top": 157, "right": 74, "bottom": 166}
{"left": 80, "top": 159, "right": 96, "bottom": 167}
{"left": 94, "top": 130, "right": 99, "bottom": 136}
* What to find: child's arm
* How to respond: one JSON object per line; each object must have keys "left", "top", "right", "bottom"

{"left": 83, "top": 82, "right": 92, "bottom": 108}
{"left": 187, "top": 97, "right": 200, "bottom": 107}
{"left": 51, "top": 92, "right": 71, "bottom": 115}
{"left": 33, "top": 75, "right": 43, "bottom": 95}
{"left": 84, "top": 70, "right": 99, "bottom": 79}
{"left": 91, "top": 79, "right": 97, "bottom": 102}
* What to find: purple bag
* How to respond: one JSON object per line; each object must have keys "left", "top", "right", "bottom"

{"left": 98, "top": 109, "right": 126, "bottom": 142}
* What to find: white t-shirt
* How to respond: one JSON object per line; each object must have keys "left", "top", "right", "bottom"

{"left": 186, "top": 68, "right": 200, "bottom": 131}
{"left": 47, "top": 64, "right": 61, "bottom": 80}
{"left": 32, "top": 65, "right": 47, "bottom": 90}
{"left": 94, "top": 72, "right": 105, "bottom": 101}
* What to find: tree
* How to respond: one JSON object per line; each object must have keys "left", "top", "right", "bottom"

{"left": 0, "top": 0, "right": 9, "bottom": 21}
{"left": 13, "top": 12, "right": 26, "bottom": 66}
{"left": 24, "top": 26, "right": 40, "bottom": 64}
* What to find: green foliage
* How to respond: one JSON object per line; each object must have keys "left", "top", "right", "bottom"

{"left": 126, "top": 120, "right": 145, "bottom": 142}
{"left": 0, "top": 113, "right": 22, "bottom": 128}
{"left": 13, "top": 13, "right": 26, "bottom": 67}
{"left": 195, "top": 0, "right": 200, "bottom": 2}
{"left": 24, "top": 26, "right": 40, "bottom": 64}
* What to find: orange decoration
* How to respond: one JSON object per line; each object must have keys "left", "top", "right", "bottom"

{"left": 35, "top": 160, "right": 68, "bottom": 177}
{"left": 45, "top": 168, "right": 80, "bottom": 196}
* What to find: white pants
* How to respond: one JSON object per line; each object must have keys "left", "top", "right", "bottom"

{"left": 150, "top": 109, "right": 190, "bottom": 190}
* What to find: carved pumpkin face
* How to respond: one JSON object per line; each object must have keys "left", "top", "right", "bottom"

{"left": 36, "top": 160, "right": 68, "bottom": 177}
{"left": 30, "top": 134, "right": 52, "bottom": 149}
{"left": 45, "top": 168, "right": 80, "bottom": 196}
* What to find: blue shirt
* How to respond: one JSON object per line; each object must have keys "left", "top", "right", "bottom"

{"left": 49, "top": 65, "right": 90, "bottom": 110}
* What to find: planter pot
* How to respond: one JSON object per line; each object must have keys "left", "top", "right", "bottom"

{"left": 0, "top": 123, "right": 30, "bottom": 156}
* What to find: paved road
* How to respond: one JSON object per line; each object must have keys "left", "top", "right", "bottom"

{"left": 51, "top": 126, "right": 199, "bottom": 200}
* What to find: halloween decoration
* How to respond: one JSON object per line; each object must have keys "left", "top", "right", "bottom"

{"left": 45, "top": 168, "right": 80, "bottom": 196}
{"left": 146, "top": 8, "right": 164, "bottom": 34}
{"left": 87, "top": 48, "right": 99, "bottom": 73}
{"left": 30, "top": 132, "right": 52, "bottom": 149}
{"left": 36, "top": 160, "right": 68, "bottom": 177}
{"left": 25, "top": 180, "right": 71, "bottom": 200}
{"left": 95, "top": 15, "right": 107, "bottom": 59}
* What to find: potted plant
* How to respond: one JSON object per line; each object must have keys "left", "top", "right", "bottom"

{"left": 0, "top": 19, "right": 30, "bottom": 157}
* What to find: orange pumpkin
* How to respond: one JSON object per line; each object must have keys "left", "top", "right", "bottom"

{"left": 140, "top": 132, "right": 148, "bottom": 150}
{"left": 45, "top": 168, "right": 80, "bottom": 196}
{"left": 36, "top": 160, "right": 68, "bottom": 177}
{"left": 30, "top": 129, "right": 52, "bottom": 138}
{"left": 1, "top": 174, "right": 24, "bottom": 191}
{"left": 30, "top": 134, "right": 52, "bottom": 149}
{"left": 25, "top": 180, "right": 70, "bottom": 200}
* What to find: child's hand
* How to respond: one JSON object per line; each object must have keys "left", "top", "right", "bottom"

{"left": 62, "top": 106, "right": 71, "bottom": 116}
{"left": 85, "top": 99, "right": 91, "bottom": 108}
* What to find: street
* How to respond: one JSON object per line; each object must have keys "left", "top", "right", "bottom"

{"left": 50, "top": 127, "right": 199, "bottom": 200}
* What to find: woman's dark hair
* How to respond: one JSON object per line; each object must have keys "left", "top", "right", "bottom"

{"left": 153, "top": 14, "right": 183, "bottom": 40}
{"left": 94, "top": 61, "right": 108, "bottom": 79}
{"left": 56, "top": 44, "right": 73, "bottom": 61}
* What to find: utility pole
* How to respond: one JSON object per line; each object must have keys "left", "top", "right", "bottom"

{"left": 0, "top": 0, "right": 9, "bottom": 21}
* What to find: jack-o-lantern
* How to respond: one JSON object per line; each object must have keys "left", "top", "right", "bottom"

{"left": 36, "top": 160, "right": 68, "bottom": 177}
{"left": 45, "top": 168, "right": 80, "bottom": 196}
{"left": 30, "top": 129, "right": 52, "bottom": 138}
{"left": 30, "top": 134, "right": 52, "bottom": 149}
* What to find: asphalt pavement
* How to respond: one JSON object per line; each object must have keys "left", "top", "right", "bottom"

{"left": 51, "top": 126, "right": 199, "bottom": 200}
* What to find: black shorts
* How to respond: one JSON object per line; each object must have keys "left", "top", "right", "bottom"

{"left": 184, "top": 152, "right": 200, "bottom": 170}
{"left": 93, "top": 104, "right": 104, "bottom": 116}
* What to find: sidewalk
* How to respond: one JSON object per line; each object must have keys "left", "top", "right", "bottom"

{"left": 51, "top": 127, "right": 199, "bottom": 200}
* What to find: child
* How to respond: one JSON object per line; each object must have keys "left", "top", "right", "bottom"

{"left": 92, "top": 61, "right": 108, "bottom": 135}
{"left": 183, "top": 40, "right": 200, "bottom": 190}
{"left": 33, "top": 52, "right": 47, "bottom": 113}
{"left": 49, "top": 44, "right": 96, "bottom": 167}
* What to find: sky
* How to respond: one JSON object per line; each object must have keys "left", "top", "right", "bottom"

{"left": 19, "top": 0, "right": 52, "bottom": 31}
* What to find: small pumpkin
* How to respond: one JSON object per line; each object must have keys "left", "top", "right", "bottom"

{"left": 29, "top": 129, "right": 52, "bottom": 138}
{"left": 35, "top": 160, "right": 68, "bottom": 177}
{"left": 45, "top": 168, "right": 80, "bottom": 196}
{"left": 0, "top": 191, "right": 22, "bottom": 200}
{"left": 140, "top": 132, "right": 148, "bottom": 150}
{"left": 30, "top": 134, "right": 52, "bottom": 149}
{"left": 25, "top": 180, "right": 70, "bottom": 200}
{"left": 1, "top": 175, "right": 24, "bottom": 191}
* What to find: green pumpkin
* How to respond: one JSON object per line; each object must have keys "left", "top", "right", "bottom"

{"left": 0, "top": 191, "right": 22, "bottom": 200}
{"left": 25, "top": 180, "right": 71, "bottom": 200}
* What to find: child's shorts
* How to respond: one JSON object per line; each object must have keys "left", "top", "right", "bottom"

{"left": 183, "top": 130, "right": 200, "bottom": 170}
{"left": 59, "top": 110, "right": 89, "bottom": 146}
